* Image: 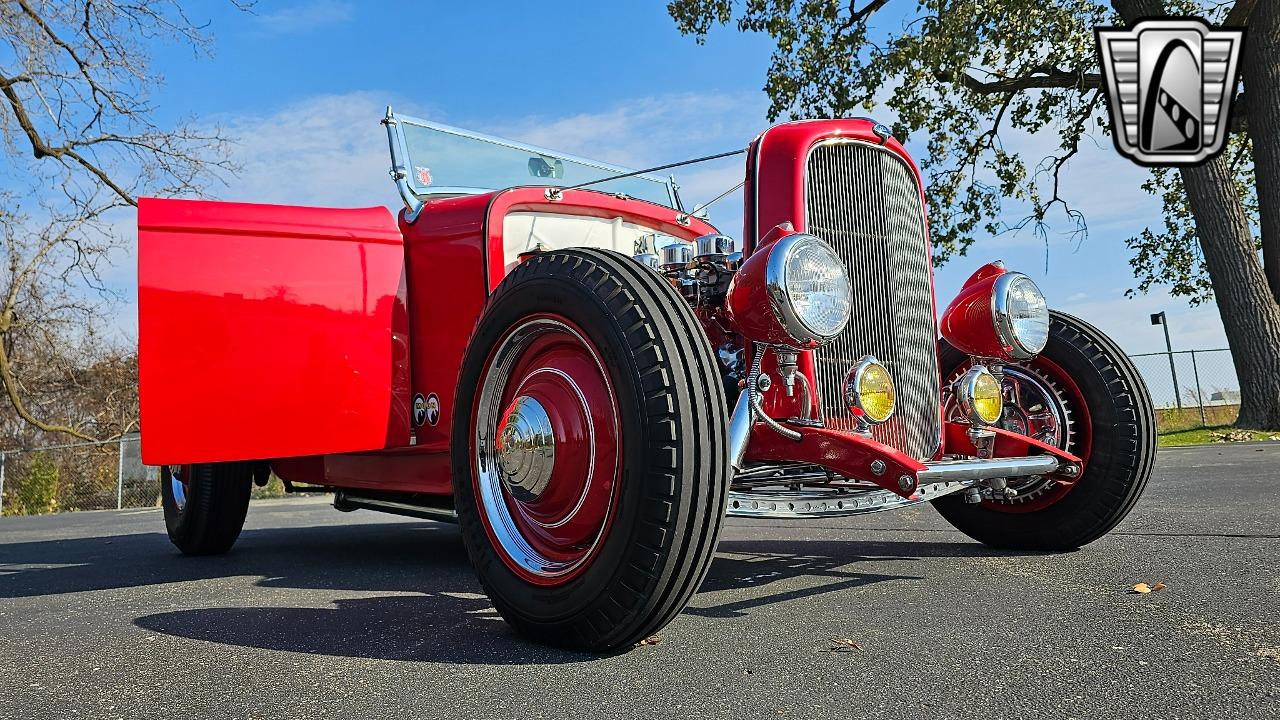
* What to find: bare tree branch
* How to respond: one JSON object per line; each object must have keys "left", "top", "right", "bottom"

{"left": 0, "top": 0, "right": 243, "bottom": 443}
{"left": 941, "top": 67, "right": 1102, "bottom": 94}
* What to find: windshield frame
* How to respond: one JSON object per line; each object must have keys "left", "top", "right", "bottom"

{"left": 384, "top": 111, "right": 680, "bottom": 212}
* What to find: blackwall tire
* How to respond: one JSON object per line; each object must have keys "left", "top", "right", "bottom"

{"left": 932, "top": 311, "right": 1157, "bottom": 550}
{"left": 160, "top": 462, "right": 252, "bottom": 555}
{"left": 452, "top": 248, "right": 730, "bottom": 652}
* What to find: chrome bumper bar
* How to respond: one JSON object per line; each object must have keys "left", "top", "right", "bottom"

{"left": 916, "top": 454, "right": 1063, "bottom": 483}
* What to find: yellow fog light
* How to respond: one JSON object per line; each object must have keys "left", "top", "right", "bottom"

{"left": 845, "top": 356, "right": 895, "bottom": 424}
{"left": 956, "top": 365, "right": 1004, "bottom": 425}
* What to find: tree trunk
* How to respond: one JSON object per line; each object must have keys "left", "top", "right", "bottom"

{"left": 1179, "top": 160, "right": 1280, "bottom": 429}
{"left": 1243, "top": 0, "right": 1280, "bottom": 304}
{"left": 1112, "top": 0, "right": 1280, "bottom": 429}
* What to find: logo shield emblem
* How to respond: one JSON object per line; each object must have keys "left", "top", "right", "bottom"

{"left": 1096, "top": 18, "right": 1244, "bottom": 166}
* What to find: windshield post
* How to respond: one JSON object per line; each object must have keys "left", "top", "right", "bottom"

{"left": 382, "top": 106, "right": 425, "bottom": 221}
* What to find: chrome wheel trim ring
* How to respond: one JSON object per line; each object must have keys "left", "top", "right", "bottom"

{"left": 473, "top": 317, "right": 618, "bottom": 580}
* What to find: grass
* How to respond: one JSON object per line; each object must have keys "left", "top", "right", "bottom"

{"left": 1158, "top": 424, "right": 1280, "bottom": 447}
{"left": 1154, "top": 404, "right": 1240, "bottom": 434}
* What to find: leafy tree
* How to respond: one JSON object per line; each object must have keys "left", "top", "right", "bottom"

{"left": 668, "top": 0, "right": 1280, "bottom": 429}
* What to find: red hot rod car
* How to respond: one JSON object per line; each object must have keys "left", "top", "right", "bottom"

{"left": 137, "top": 110, "right": 1156, "bottom": 652}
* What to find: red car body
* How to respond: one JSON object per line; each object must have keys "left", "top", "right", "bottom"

{"left": 137, "top": 118, "right": 1078, "bottom": 501}
{"left": 138, "top": 113, "right": 1157, "bottom": 651}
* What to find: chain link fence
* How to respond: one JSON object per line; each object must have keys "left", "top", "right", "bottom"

{"left": 0, "top": 434, "right": 285, "bottom": 517}
{"left": 1126, "top": 348, "right": 1241, "bottom": 433}
{"left": 0, "top": 434, "right": 152, "bottom": 516}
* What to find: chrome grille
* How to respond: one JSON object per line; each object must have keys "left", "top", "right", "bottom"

{"left": 805, "top": 140, "right": 941, "bottom": 460}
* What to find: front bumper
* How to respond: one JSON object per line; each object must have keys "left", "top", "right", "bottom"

{"left": 729, "top": 392, "right": 1081, "bottom": 500}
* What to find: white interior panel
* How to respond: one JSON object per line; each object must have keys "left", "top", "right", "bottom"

{"left": 501, "top": 212, "right": 661, "bottom": 273}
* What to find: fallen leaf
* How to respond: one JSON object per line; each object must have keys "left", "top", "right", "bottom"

{"left": 1152, "top": 581, "right": 1167, "bottom": 591}
{"left": 1131, "top": 583, "right": 1152, "bottom": 594}
{"left": 1212, "top": 429, "right": 1256, "bottom": 443}
{"left": 827, "top": 637, "right": 861, "bottom": 652}
{"left": 637, "top": 635, "right": 661, "bottom": 646}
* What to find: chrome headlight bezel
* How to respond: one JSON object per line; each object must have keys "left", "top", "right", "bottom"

{"left": 763, "top": 233, "right": 852, "bottom": 346}
{"left": 992, "top": 272, "right": 1049, "bottom": 360}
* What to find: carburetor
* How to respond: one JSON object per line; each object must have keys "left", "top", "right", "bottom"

{"left": 652, "top": 233, "right": 741, "bottom": 307}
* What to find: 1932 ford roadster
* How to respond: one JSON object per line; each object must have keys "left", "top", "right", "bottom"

{"left": 136, "top": 110, "right": 1156, "bottom": 651}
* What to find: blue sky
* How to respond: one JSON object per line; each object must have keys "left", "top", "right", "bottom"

{"left": 126, "top": 0, "right": 1233, "bottom": 376}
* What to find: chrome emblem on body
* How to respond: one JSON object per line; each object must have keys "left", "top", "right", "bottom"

{"left": 1096, "top": 18, "right": 1244, "bottom": 166}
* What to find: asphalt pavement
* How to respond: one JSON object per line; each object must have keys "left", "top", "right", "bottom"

{"left": 1, "top": 443, "right": 1277, "bottom": 720}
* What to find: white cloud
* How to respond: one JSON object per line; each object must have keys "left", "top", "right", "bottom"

{"left": 251, "top": 1, "right": 353, "bottom": 35}
{"left": 1056, "top": 288, "right": 1228, "bottom": 355}
{"left": 491, "top": 92, "right": 766, "bottom": 170}
{"left": 217, "top": 91, "right": 404, "bottom": 208}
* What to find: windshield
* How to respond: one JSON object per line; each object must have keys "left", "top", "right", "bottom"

{"left": 392, "top": 116, "right": 677, "bottom": 207}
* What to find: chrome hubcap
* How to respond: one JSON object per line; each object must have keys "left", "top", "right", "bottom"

{"left": 496, "top": 395, "right": 555, "bottom": 502}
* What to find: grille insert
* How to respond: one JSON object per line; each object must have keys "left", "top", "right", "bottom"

{"left": 804, "top": 140, "right": 941, "bottom": 460}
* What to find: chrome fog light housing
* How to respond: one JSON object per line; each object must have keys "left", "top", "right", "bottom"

{"left": 766, "top": 233, "right": 852, "bottom": 345}
{"left": 993, "top": 272, "right": 1049, "bottom": 359}
{"left": 844, "top": 356, "right": 895, "bottom": 424}
{"left": 956, "top": 365, "right": 1004, "bottom": 425}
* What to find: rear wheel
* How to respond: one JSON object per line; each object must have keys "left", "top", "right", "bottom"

{"left": 933, "top": 311, "right": 1156, "bottom": 550}
{"left": 161, "top": 462, "right": 252, "bottom": 555}
{"left": 452, "top": 248, "right": 730, "bottom": 652}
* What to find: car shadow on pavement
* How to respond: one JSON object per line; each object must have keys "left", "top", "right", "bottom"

{"left": 687, "top": 538, "right": 1007, "bottom": 619}
{"left": 1, "top": 519, "right": 1013, "bottom": 664}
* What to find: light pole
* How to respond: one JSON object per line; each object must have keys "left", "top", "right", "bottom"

{"left": 1150, "top": 311, "right": 1182, "bottom": 410}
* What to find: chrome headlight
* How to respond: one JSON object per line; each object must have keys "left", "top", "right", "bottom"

{"left": 993, "top": 273, "right": 1049, "bottom": 359}
{"left": 765, "top": 233, "right": 852, "bottom": 345}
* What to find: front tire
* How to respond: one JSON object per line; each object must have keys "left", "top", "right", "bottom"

{"left": 452, "top": 248, "right": 730, "bottom": 652}
{"left": 161, "top": 462, "right": 252, "bottom": 555}
{"left": 933, "top": 311, "right": 1156, "bottom": 550}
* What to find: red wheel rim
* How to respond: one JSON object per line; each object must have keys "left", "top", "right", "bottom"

{"left": 470, "top": 314, "right": 621, "bottom": 585}
{"left": 944, "top": 356, "right": 1092, "bottom": 512}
